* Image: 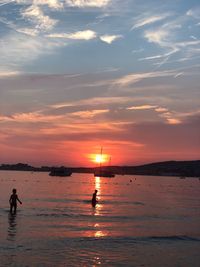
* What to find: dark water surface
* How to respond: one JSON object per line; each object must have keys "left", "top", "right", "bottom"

{"left": 0, "top": 171, "right": 200, "bottom": 266}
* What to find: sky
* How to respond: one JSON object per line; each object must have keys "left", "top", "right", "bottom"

{"left": 0, "top": 0, "right": 200, "bottom": 167}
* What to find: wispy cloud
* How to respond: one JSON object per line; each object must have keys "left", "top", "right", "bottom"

{"left": 0, "top": 70, "right": 20, "bottom": 78}
{"left": 0, "top": 17, "right": 39, "bottom": 37}
{"left": 47, "top": 30, "right": 97, "bottom": 40}
{"left": 22, "top": 4, "right": 58, "bottom": 32}
{"left": 186, "top": 7, "right": 200, "bottom": 19}
{"left": 144, "top": 29, "right": 169, "bottom": 46}
{"left": 0, "top": 112, "right": 62, "bottom": 123}
{"left": 159, "top": 111, "right": 182, "bottom": 125}
{"left": 127, "top": 105, "right": 157, "bottom": 110}
{"left": 71, "top": 109, "right": 109, "bottom": 118}
{"left": 50, "top": 96, "right": 132, "bottom": 109}
{"left": 15, "top": 0, "right": 63, "bottom": 9}
{"left": 0, "top": 32, "right": 62, "bottom": 73}
{"left": 131, "top": 48, "right": 144, "bottom": 54}
{"left": 0, "top": 0, "right": 15, "bottom": 7}
{"left": 142, "top": 13, "right": 200, "bottom": 68}
{"left": 48, "top": 32, "right": 122, "bottom": 43}
{"left": 139, "top": 49, "right": 178, "bottom": 61}
{"left": 65, "top": 0, "right": 111, "bottom": 8}
{"left": 113, "top": 70, "right": 176, "bottom": 86}
{"left": 99, "top": 34, "right": 122, "bottom": 44}
{"left": 190, "top": 35, "right": 197, "bottom": 40}
{"left": 157, "top": 108, "right": 200, "bottom": 125}
{"left": 174, "top": 72, "right": 184, "bottom": 78}
{"left": 132, "top": 14, "right": 170, "bottom": 30}
{"left": 155, "top": 107, "right": 168, "bottom": 113}
{"left": 16, "top": 27, "right": 39, "bottom": 36}
{"left": 33, "top": 0, "right": 63, "bottom": 9}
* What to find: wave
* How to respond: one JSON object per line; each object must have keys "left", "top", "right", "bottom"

{"left": 33, "top": 212, "right": 191, "bottom": 225}
{"left": 35, "top": 198, "right": 146, "bottom": 207}
{"left": 75, "top": 235, "right": 200, "bottom": 243}
{"left": 145, "top": 235, "right": 200, "bottom": 242}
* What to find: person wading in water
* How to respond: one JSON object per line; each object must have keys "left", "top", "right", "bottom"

{"left": 9, "top": 188, "right": 22, "bottom": 214}
{"left": 91, "top": 189, "right": 98, "bottom": 207}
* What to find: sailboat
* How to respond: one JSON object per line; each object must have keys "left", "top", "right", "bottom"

{"left": 94, "top": 148, "right": 115, "bottom": 178}
{"left": 49, "top": 166, "right": 72, "bottom": 177}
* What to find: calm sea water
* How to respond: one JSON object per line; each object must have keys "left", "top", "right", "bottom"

{"left": 0, "top": 171, "right": 200, "bottom": 267}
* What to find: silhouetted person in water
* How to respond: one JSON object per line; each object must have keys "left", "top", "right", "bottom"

{"left": 9, "top": 189, "right": 22, "bottom": 214}
{"left": 91, "top": 190, "right": 98, "bottom": 207}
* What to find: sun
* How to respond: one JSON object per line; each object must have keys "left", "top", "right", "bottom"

{"left": 90, "top": 153, "right": 108, "bottom": 164}
{"left": 95, "top": 154, "right": 103, "bottom": 164}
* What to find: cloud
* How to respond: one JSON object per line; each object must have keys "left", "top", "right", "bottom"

{"left": 47, "top": 30, "right": 97, "bottom": 40}
{"left": 190, "top": 35, "right": 197, "bottom": 40}
{"left": 139, "top": 48, "right": 179, "bottom": 61}
{"left": 176, "top": 40, "right": 200, "bottom": 48}
{"left": 132, "top": 48, "right": 144, "bottom": 54}
{"left": 0, "top": 32, "right": 62, "bottom": 73}
{"left": 22, "top": 4, "right": 58, "bottom": 31}
{"left": 0, "top": 16, "right": 39, "bottom": 37}
{"left": 16, "top": 27, "right": 39, "bottom": 36}
{"left": 99, "top": 34, "right": 122, "bottom": 44}
{"left": 50, "top": 96, "right": 132, "bottom": 109}
{"left": 0, "top": 112, "right": 62, "bottom": 123}
{"left": 71, "top": 109, "right": 109, "bottom": 118}
{"left": 186, "top": 7, "right": 200, "bottom": 19}
{"left": 125, "top": 105, "right": 184, "bottom": 125}
{"left": 144, "top": 29, "right": 169, "bottom": 46}
{"left": 65, "top": 0, "right": 111, "bottom": 8}
{"left": 0, "top": 0, "right": 15, "bottom": 7}
{"left": 15, "top": 0, "right": 63, "bottom": 9}
{"left": 127, "top": 105, "right": 157, "bottom": 110}
{"left": 157, "top": 108, "right": 200, "bottom": 125}
{"left": 113, "top": 70, "right": 176, "bottom": 86}
{"left": 166, "top": 118, "right": 181, "bottom": 124}
{"left": 132, "top": 14, "right": 170, "bottom": 30}
{"left": 142, "top": 13, "right": 200, "bottom": 68}
{"left": 32, "top": 0, "right": 63, "bottom": 9}
{"left": 0, "top": 70, "right": 21, "bottom": 78}
{"left": 159, "top": 111, "right": 182, "bottom": 124}
{"left": 155, "top": 107, "right": 168, "bottom": 113}
{"left": 174, "top": 72, "right": 184, "bottom": 78}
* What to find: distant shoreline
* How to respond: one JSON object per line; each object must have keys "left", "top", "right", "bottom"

{"left": 0, "top": 160, "right": 200, "bottom": 177}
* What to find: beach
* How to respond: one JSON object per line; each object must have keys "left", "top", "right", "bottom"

{"left": 0, "top": 171, "right": 200, "bottom": 266}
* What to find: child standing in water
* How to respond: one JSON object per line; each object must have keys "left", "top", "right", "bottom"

{"left": 91, "top": 189, "right": 98, "bottom": 207}
{"left": 9, "top": 188, "right": 22, "bottom": 213}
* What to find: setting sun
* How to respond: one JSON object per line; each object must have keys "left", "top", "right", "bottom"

{"left": 90, "top": 153, "right": 108, "bottom": 164}
{"left": 95, "top": 154, "right": 102, "bottom": 163}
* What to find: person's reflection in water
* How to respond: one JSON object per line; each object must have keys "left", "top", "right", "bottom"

{"left": 7, "top": 212, "right": 17, "bottom": 241}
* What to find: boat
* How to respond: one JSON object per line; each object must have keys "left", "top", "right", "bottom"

{"left": 49, "top": 167, "right": 72, "bottom": 177}
{"left": 94, "top": 148, "right": 115, "bottom": 178}
{"left": 94, "top": 169, "right": 115, "bottom": 178}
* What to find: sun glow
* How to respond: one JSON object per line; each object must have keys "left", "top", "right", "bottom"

{"left": 90, "top": 154, "right": 108, "bottom": 164}
{"left": 95, "top": 154, "right": 102, "bottom": 163}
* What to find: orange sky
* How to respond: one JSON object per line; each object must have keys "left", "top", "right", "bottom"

{"left": 0, "top": 1, "right": 200, "bottom": 167}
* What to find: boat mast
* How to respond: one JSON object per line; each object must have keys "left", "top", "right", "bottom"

{"left": 99, "top": 147, "right": 103, "bottom": 171}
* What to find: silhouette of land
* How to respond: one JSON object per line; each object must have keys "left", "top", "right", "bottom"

{"left": 0, "top": 160, "right": 200, "bottom": 177}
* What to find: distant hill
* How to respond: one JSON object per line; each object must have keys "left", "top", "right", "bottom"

{"left": 109, "top": 160, "right": 200, "bottom": 177}
{"left": 0, "top": 160, "right": 200, "bottom": 177}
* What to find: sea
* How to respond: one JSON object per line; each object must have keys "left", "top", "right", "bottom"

{"left": 0, "top": 171, "right": 200, "bottom": 267}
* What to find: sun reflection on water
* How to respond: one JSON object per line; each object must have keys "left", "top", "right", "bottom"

{"left": 90, "top": 176, "right": 107, "bottom": 238}
{"left": 95, "top": 176, "right": 101, "bottom": 196}
{"left": 94, "top": 230, "right": 107, "bottom": 238}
